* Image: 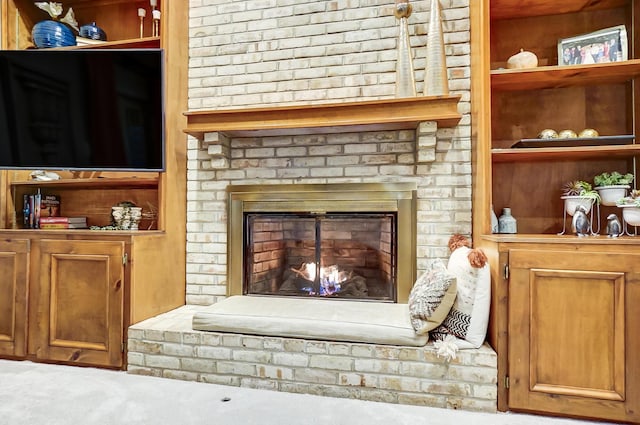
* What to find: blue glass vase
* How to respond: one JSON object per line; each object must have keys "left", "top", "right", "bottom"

{"left": 32, "top": 20, "right": 77, "bottom": 48}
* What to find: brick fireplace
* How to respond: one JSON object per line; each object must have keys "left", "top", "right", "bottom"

{"left": 126, "top": 0, "right": 496, "bottom": 413}
{"left": 183, "top": 0, "right": 473, "bottom": 306}
{"left": 227, "top": 183, "right": 417, "bottom": 302}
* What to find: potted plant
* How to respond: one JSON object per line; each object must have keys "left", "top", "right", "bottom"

{"left": 561, "top": 180, "right": 601, "bottom": 215}
{"left": 594, "top": 171, "right": 634, "bottom": 206}
{"left": 616, "top": 189, "right": 640, "bottom": 228}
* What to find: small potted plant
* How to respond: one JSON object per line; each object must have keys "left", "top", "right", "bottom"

{"left": 616, "top": 189, "right": 640, "bottom": 228}
{"left": 561, "top": 180, "right": 601, "bottom": 215}
{"left": 594, "top": 171, "right": 634, "bottom": 206}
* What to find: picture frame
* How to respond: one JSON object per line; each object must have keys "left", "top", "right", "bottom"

{"left": 557, "top": 25, "right": 628, "bottom": 66}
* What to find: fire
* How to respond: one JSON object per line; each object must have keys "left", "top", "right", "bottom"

{"left": 298, "top": 263, "right": 349, "bottom": 296}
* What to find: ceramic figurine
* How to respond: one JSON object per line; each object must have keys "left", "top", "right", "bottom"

{"left": 606, "top": 213, "right": 622, "bottom": 238}
{"left": 572, "top": 205, "right": 590, "bottom": 237}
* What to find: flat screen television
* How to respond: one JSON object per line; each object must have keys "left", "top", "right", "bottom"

{"left": 0, "top": 48, "right": 164, "bottom": 171}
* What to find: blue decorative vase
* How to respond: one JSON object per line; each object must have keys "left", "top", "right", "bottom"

{"left": 79, "top": 22, "right": 107, "bottom": 41}
{"left": 32, "top": 20, "right": 77, "bottom": 48}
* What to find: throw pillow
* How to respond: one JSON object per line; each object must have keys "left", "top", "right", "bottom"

{"left": 408, "top": 259, "right": 457, "bottom": 335}
{"left": 430, "top": 235, "right": 490, "bottom": 349}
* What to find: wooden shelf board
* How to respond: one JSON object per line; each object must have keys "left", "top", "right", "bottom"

{"left": 56, "top": 37, "right": 161, "bottom": 50}
{"left": 481, "top": 233, "right": 640, "bottom": 245}
{"left": 490, "top": 0, "right": 627, "bottom": 20}
{"left": 491, "top": 60, "right": 640, "bottom": 91}
{"left": 492, "top": 144, "right": 640, "bottom": 162}
{"left": 9, "top": 177, "right": 158, "bottom": 189}
{"left": 184, "top": 95, "right": 462, "bottom": 138}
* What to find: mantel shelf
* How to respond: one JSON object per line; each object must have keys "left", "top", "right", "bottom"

{"left": 183, "top": 95, "right": 462, "bottom": 138}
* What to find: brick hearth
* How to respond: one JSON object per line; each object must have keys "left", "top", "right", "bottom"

{"left": 128, "top": 307, "right": 497, "bottom": 412}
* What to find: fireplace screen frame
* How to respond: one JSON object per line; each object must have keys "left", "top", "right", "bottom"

{"left": 227, "top": 183, "right": 417, "bottom": 303}
{"left": 244, "top": 211, "right": 398, "bottom": 301}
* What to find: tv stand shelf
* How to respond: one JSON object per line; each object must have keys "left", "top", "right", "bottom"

{"left": 10, "top": 177, "right": 159, "bottom": 189}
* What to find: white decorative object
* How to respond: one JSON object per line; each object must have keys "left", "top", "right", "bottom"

{"left": 596, "top": 185, "right": 630, "bottom": 206}
{"left": 423, "top": 0, "right": 449, "bottom": 96}
{"left": 507, "top": 49, "right": 538, "bottom": 69}
{"left": 152, "top": 10, "right": 161, "bottom": 37}
{"left": 138, "top": 8, "right": 146, "bottom": 38}
{"left": 498, "top": 207, "right": 517, "bottom": 233}
{"left": 111, "top": 204, "right": 143, "bottom": 230}
{"left": 394, "top": 1, "right": 417, "bottom": 97}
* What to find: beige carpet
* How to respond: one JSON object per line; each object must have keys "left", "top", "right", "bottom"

{"left": 0, "top": 359, "right": 614, "bottom": 425}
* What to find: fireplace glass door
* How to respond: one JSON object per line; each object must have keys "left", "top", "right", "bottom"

{"left": 244, "top": 212, "right": 397, "bottom": 301}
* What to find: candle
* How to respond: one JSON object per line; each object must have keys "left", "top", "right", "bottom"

{"left": 138, "top": 8, "right": 146, "bottom": 17}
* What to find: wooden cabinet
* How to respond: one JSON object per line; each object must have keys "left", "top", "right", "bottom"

{"left": 0, "top": 238, "right": 29, "bottom": 358}
{"left": 0, "top": 0, "right": 188, "bottom": 368}
{"left": 508, "top": 244, "right": 640, "bottom": 422}
{"left": 471, "top": 0, "right": 640, "bottom": 422}
{"left": 32, "top": 239, "right": 125, "bottom": 368}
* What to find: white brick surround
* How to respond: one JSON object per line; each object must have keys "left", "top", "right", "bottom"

{"left": 127, "top": 0, "right": 492, "bottom": 413}
{"left": 185, "top": 0, "right": 473, "bottom": 305}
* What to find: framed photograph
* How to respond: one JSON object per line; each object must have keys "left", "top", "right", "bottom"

{"left": 557, "top": 25, "right": 628, "bottom": 66}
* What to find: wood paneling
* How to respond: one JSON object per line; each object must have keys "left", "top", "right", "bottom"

{"left": 508, "top": 248, "right": 638, "bottom": 422}
{"left": 0, "top": 239, "right": 29, "bottom": 357}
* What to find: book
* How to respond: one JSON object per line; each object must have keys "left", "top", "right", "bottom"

{"left": 40, "top": 194, "right": 61, "bottom": 218}
{"left": 39, "top": 222, "right": 88, "bottom": 229}
{"left": 39, "top": 216, "right": 87, "bottom": 225}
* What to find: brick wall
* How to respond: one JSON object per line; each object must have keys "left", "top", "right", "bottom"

{"left": 186, "top": 0, "right": 472, "bottom": 305}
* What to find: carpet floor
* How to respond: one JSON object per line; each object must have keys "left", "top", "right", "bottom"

{"left": 0, "top": 359, "right": 615, "bottom": 425}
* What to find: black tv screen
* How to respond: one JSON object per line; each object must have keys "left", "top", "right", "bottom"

{"left": 0, "top": 48, "right": 164, "bottom": 171}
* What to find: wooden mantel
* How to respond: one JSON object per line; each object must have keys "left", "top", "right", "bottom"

{"left": 183, "top": 95, "right": 462, "bottom": 138}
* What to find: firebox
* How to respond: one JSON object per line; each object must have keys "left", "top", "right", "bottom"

{"left": 245, "top": 212, "right": 396, "bottom": 301}
{"left": 227, "top": 183, "right": 417, "bottom": 303}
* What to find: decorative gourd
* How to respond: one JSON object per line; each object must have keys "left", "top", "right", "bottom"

{"left": 507, "top": 49, "right": 538, "bottom": 69}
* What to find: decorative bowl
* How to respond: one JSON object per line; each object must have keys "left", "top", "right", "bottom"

{"left": 79, "top": 22, "right": 107, "bottom": 41}
{"left": 537, "top": 129, "right": 558, "bottom": 139}
{"left": 32, "top": 20, "right": 76, "bottom": 48}
{"left": 558, "top": 129, "right": 578, "bottom": 138}
{"left": 620, "top": 204, "right": 640, "bottom": 226}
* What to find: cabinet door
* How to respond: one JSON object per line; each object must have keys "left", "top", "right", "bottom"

{"left": 508, "top": 249, "right": 640, "bottom": 422}
{"left": 0, "top": 239, "right": 29, "bottom": 357}
{"left": 34, "top": 240, "right": 125, "bottom": 368}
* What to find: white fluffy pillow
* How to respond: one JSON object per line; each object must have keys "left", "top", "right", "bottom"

{"left": 408, "top": 259, "right": 457, "bottom": 335}
{"left": 431, "top": 245, "right": 491, "bottom": 349}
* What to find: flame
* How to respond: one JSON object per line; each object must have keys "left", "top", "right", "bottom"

{"left": 299, "top": 263, "right": 349, "bottom": 296}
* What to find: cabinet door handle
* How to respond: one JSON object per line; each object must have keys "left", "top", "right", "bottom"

{"left": 114, "top": 280, "right": 122, "bottom": 290}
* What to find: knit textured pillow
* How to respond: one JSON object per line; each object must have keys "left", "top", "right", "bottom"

{"left": 430, "top": 245, "right": 491, "bottom": 349}
{"left": 408, "top": 259, "right": 457, "bottom": 335}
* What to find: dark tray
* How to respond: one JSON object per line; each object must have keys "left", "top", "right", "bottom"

{"left": 511, "top": 134, "right": 635, "bottom": 148}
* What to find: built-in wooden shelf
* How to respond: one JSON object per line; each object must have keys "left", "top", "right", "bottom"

{"left": 492, "top": 144, "right": 640, "bottom": 162}
{"left": 9, "top": 177, "right": 158, "bottom": 189}
{"left": 54, "top": 36, "right": 161, "bottom": 50}
{"left": 491, "top": 60, "right": 640, "bottom": 91}
{"left": 184, "top": 95, "right": 462, "bottom": 138}
{"left": 490, "top": 0, "right": 625, "bottom": 20}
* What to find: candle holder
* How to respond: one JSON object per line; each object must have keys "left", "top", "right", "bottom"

{"left": 394, "top": 1, "right": 417, "bottom": 98}
{"left": 138, "top": 8, "right": 146, "bottom": 38}
{"left": 152, "top": 10, "right": 161, "bottom": 37}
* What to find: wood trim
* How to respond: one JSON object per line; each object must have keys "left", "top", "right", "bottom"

{"left": 491, "top": 60, "right": 640, "bottom": 92}
{"left": 184, "top": 95, "right": 462, "bottom": 138}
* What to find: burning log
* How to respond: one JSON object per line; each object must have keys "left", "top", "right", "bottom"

{"left": 279, "top": 263, "right": 368, "bottom": 298}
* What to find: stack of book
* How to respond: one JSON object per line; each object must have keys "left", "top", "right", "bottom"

{"left": 23, "top": 192, "right": 62, "bottom": 229}
{"left": 39, "top": 216, "right": 88, "bottom": 229}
